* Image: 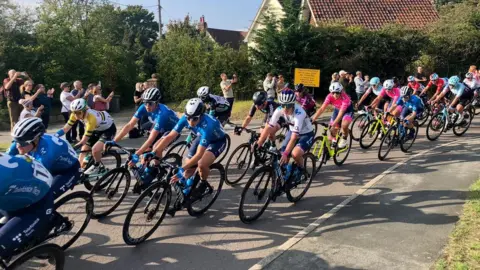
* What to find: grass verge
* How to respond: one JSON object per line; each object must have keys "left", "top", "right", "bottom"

{"left": 0, "top": 142, "right": 10, "bottom": 152}
{"left": 435, "top": 178, "right": 480, "bottom": 270}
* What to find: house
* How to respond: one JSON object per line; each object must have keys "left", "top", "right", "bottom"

{"left": 245, "top": 0, "right": 439, "bottom": 48}
{"left": 197, "top": 16, "right": 247, "bottom": 50}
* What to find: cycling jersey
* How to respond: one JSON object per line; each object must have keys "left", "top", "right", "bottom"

{"left": 296, "top": 93, "right": 316, "bottom": 111}
{"left": 0, "top": 154, "right": 52, "bottom": 213}
{"left": 396, "top": 95, "right": 424, "bottom": 113}
{"left": 426, "top": 78, "right": 448, "bottom": 94}
{"left": 205, "top": 94, "right": 230, "bottom": 114}
{"left": 364, "top": 85, "right": 382, "bottom": 96}
{"left": 134, "top": 104, "right": 179, "bottom": 134}
{"left": 442, "top": 83, "right": 469, "bottom": 98}
{"left": 323, "top": 92, "right": 352, "bottom": 111}
{"left": 269, "top": 103, "right": 314, "bottom": 135}
{"left": 68, "top": 109, "right": 114, "bottom": 137}
{"left": 379, "top": 87, "right": 401, "bottom": 104}
{"left": 248, "top": 100, "right": 279, "bottom": 123}
{"left": 173, "top": 114, "right": 226, "bottom": 147}
{"left": 463, "top": 78, "right": 480, "bottom": 90}
{"left": 407, "top": 82, "right": 425, "bottom": 93}
{"left": 7, "top": 134, "right": 78, "bottom": 175}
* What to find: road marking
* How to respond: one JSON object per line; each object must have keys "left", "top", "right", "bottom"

{"left": 249, "top": 140, "right": 459, "bottom": 270}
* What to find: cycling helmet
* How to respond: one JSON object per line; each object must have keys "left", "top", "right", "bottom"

{"left": 383, "top": 79, "right": 394, "bottom": 90}
{"left": 370, "top": 77, "right": 381, "bottom": 86}
{"left": 252, "top": 91, "right": 267, "bottom": 105}
{"left": 448, "top": 75, "right": 460, "bottom": 86}
{"left": 278, "top": 89, "right": 296, "bottom": 104}
{"left": 294, "top": 83, "right": 305, "bottom": 92}
{"left": 185, "top": 98, "right": 205, "bottom": 117}
{"left": 142, "top": 87, "right": 161, "bottom": 102}
{"left": 400, "top": 86, "right": 413, "bottom": 97}
{"left": 430, "top": 73, "right": 439, "bottom": 81}
{"left": 329, "top": 82, "right": 343, "bottom": 93}
{"left": 407, "top": 76, "right": 415, "bottom": 82}
{"left": 12, "top": 117, "right": 45, "bottom": 144}
{"left": 466, "top": 72, "right": 474, "bottom": 79}
{"left": 197, "top": 86, "right": 210, "bottom": 101}
{"left": 70, "top": 98, "right": 87, "bottom": 112}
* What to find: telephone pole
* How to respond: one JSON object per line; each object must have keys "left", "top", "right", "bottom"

{"left": 157, "top": 0, "right": 162, "bottom": 38}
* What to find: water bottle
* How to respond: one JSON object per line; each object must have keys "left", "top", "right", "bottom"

{"left": 83, "top": 155, "right": 91, "bottom": 164}
{"left": 183, "top": 176, "right": 195, "bottom": 195}
{"left": 141, "top": 167, "right": 154, "bottom": 186}
{"left": 186, "top": 134, "right": 193, "bottom": 144}
{"left": 284, "top": 164, "right": 293, "bottom": 181}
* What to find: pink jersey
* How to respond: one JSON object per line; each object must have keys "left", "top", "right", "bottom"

{"left": 379, "top": 87, "right": 401, "bottom": 104}
{"left": 323, "top": 92, "right": 351, "bottom": 111}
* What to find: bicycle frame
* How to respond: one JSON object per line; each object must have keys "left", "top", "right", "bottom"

{"left": 311, "top": 125, "right": 348, "bottom": 160}
{"left": 367, "top": 111, "right": 396, "bottom": 136}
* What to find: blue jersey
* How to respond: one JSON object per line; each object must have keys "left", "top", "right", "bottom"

{"left": 134, "top": 104, "right": 179, "bottom": 133}
{"left": 396, "top": 95, "right": 424, "bottom": 112}
{"left": 0, "top": 154, "right": 52, "bottom": 213}
{"left": 173, "top": 114, "right": 226, "bottom": 147}
{"left": 7, "top": 134, "right": 78, "bottom": 175}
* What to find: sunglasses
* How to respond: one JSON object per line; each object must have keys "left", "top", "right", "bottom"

{"left": 281, "top": 104, "right": 294, "bottom": 109}
{"left": 332, "top": 92, "right": 341, "bottom": 95}
{"left": 187, "top": 116, "right": 200, "bottom": 121}
{"left": 16, "top": 140, "right": 31, "bottom": 147}
{"left": 143, "top": 101, "right": 155, "bottom": 107}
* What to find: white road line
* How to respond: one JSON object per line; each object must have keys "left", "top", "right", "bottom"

{"left": 249, "top": 139, "right": 460, "bottom": 270}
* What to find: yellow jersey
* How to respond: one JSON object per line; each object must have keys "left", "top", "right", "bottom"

{"left": 68, "top": 109, "right": 114, "bottom": 136}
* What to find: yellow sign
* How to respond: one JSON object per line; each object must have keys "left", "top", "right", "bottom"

{"left": 294, "top": 68, "right": 321, "bottom": 88}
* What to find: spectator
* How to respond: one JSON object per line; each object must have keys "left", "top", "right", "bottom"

{"left": 363, "top": 75, "right": 370, "bottom": 89}
{"left": 468, "top": 65, "right": 480, "bottom": 81}
{"left": 71, "top": 80, "right": 85, "bottom": 141}
{"left": 415, "top": 66, "right": 427, "bottom": 83}
{"left": 92, "top": 85, "right": 113, "bottom": 111}
{"left": 276, "top": 74, "right": 285, "bottom": 93}
{"left": 346, "top": 73, "right": 357, "bottom": 102}
{"left": 354, "top": 71, "right": 365, "bottom": 102}
{"left": 33, "top": 84, "right": 54, "bottom": 129}
{"left": 20, "top": 80, "right": 41, "bottom": 104}
{"left": 339, "top": 70, "right": 348, "bottom": 89}
{"left": 331, "top": 72, "right": 339, "bottom": 83}
{"left": 134, "top": 82, "right": 144, "bottom": 109}
{"left": 220, "top": 73, "right": 237, "bottom": 117}
{"left": 19, "top": 99, "right": 43, "bottom": 121}
{"left": 263, "top": 73, "right": 277, "bottom": 100}
{"left": 3, "top": 69, "right": 29, "bottom": 130}
{"left": 147, "top": 73, "right": 159, "bottom": 89}
{"left": 60, "top": 82, "right": 82, "bottom": 143}
{"left": 142, "top": 81, "right": 149, "bottom": 91}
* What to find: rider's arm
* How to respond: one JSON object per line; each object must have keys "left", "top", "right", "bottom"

{"left": 242, "top": 104, "right": 256, "bottom": 129}
{"left": 257, "top": 108, "right": 281, "bottom": 146}
{"left": 6, "top": 142, "right": 18, "bottom": 155}
{"left": 152, "top": 130, "right": 179, "bottom": 156}
{"left": 370, "top": 90, "right": 384, "bottom": 108}
{"left": 434, "top": 87, "right": 448, "bottom": 103}
{"left": 136, "top": 129, "right": 159, "bottom": 155}
{"left": 114, "top": 117, "right": 139, "bottom": 142}
{"left": 358, "top": 88, "right": 371, "bottom": 106}
{"left": 59, "top": 113, "right": 76, "bottom": 134}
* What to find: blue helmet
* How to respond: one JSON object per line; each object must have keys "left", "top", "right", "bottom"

{"left": 407, "top": 76, "right": 415, "bottom": 82}
{"left": 370, "top": 77, "right": 380, "bottom": 86}
{"left": 448, "top": 76, "right": 460, "bottom": 86}
{"left": 430, "top": 73, "right": 439, "bottom": 81}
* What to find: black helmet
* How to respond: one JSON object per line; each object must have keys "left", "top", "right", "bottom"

{"left": 142, "top": 88, "right": 162, "bottom": 103}
{"left": 12, "top": 117, "right": 45, "bottom": 144}
{"left": 294, "top": 83, "right": 305, "bottom": 92}
{"left": 252, "top": 91, "right": 267, "bottom": 105}
{"left": 400, "top": 86, "right": 413, "bottom": 98}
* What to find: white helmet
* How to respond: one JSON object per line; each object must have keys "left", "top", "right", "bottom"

{"left": 383, "top": 79, "right": 394, "bottom": 90}
{"left": 329, "top": 82, "right": 343, "bottom": 93}
{"left": 278, "top": 89, "right": 296, "bottom": 104}
{"left": 70, "top": 99, "right": 87, "bottom": 112}
{"left": 12, "top": 117, "right": 45, "bottom": 143}
{"left": 197, "top": 86, "right": 210, "bottom": 100}
{"left": 400, "top": 86, "right": 413, "bottom": 97}
{"left": 142, "top": 87, "right": 161, "bottom": 102}
{"left": 185, "top": 98, "right": 205, "bottom": 117}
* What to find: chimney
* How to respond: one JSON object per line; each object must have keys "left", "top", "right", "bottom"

{"left": 198, "top": 15, "right": 208, "bottom": 32}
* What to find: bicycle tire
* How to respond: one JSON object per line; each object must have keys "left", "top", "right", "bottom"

{"left": 378, "top": 126, "right": 396, "bottom": 161}
{"left": 400, "top": 121, "right": 419, "bottom": 153}
{"left": 238, "top": 166, "right": 274, "bottom": 224}
{"left": 216, "top": 134, "right": 231, "bottom": 164}
{"left": 453, "top": 108, "right": 474, "bottom": 136}
{"left": 426, "top": 112, "right": 445, "bottom": 141}
{"left": 165, "top": 141, "right": 189, "bottom": 158}
{"left": 7, "top": 243, "right": 65, "bottom": 270}
{"left": 417, "top": 106, "right": 430, "bottom": 127}
{"left": 122, "top": 181, "right": 171, "bottom": 246}
{"left": 333, "top": 135, "right": 352, "bottom": 166}
{"left": 52, "top": 191, "right": 93, "bottom": 251}
{"left": 90, "top": 167, "right": 131, "bottom": 219}
{"left": 311, "top": 136, "right": 327, "bottom": 176}
{"left": 350, "top": 114, "right": 370, "bottom": 141}
{"left": 286, "top": 153, "right": 316, "bottom": 203}
{"left": 83, "top": 150, "right": 122, "bottom": 190}
{"left": 186, "top": 163, "right": 225, "bottom": 216}
{"left": 225, "top": 143, "right": 253, "bottom": 186}
{"left": 359, "top": 120, "right": 380, "bottom": 149}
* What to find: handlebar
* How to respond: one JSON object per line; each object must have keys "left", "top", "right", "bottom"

{"left": 105, "top": 142, "right": 136, "bottom": 156}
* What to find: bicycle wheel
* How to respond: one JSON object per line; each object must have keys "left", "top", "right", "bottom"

{"left": 165, "top": 141, "right": 189, "bottom": 159}
{"left": 417, "top": 106, "right": 430, "bottom": 127}
{"left": 453, "top": 108, "right": 474, "bottom": 136}
{"left": 333, "top": 134, "right": 352, "bottom": 166}
{"left": 187, "top": 163, "right": 225, "bottom": 216}
{"left": 312, "top": 122, "right": 318, "bottom": 136}
{"left": 7, "top": 243, "right": 65, "bottom": 270}
{"left": 359, "top": 120, "right": 380, "bottom": 149}
{"left": 216, "top": 134, "right": 231, "bottom": 164}
{"left": 238, "top": 166, "right": 274, "bottom": 224}
{"left": 286, "top": 153, "right": 316, "bottom": 203}
{"left": 90, "top": 167, "right": 131, "bottom": 219}
{"left": 378, "top": 126, "right": 397, "bottom": 161}
{"left": 225, "top": 143, "right": 253, "bottom": 186}
{"left": 310, "top": 136, "right": 327, "bottom": 176}
{"left": 49, "top": 191, "right": 93, "bottom": 251}
{"left": 350, "top": 114, "right": 370, "bottom": 141}
{"left": 400, "top": 122, "right": 419, "bottom": 153}
{"left": 426, "top": 112, "right": 445, "bottom": 141}
{"left": 83, "top": 150, "right": 122, "bottom": 190}
{"left": 122, "top": 181, "right": 170, "bottom": 246}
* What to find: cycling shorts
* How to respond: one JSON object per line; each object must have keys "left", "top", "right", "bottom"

{"left": 187, "top": 136, "right": 227, "bottom": 158}
{"left": 330, "top": 105, "right": 354, "bottom": 127}
{"left": 281, "top": 131, "right": 315, "bottom": 153}
{"left": 87, "top": 123, "right": 117, "bottom": 147}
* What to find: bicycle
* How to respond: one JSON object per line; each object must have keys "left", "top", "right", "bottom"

{"left": 310, "top": 123, "right": 352, "bottom": 176}
{"left": 238, "top": 149, "right": 316, "bottom": 224}
{"left": 90, "top": 142, "right": 182, "bottom": 219}
{"left": 123, "top": 158, "right": 225, "bottom": 245}
{"left": 1, "top": 243, "right": 65, "bottom": 270}
{"left": 426, "top": 101, "right": 474, "bottom": 141}
{"left": 415, "top": 94, "right": 431, "bottom": 126}
{"left": 75, "top": 147, "right": 121, "bottom": 190}
{"left": 378, "top": 114, "right": 419, "bottom": 161}
{"left": 359, "top": 108, "right": 396, "bottom": 149}
{"left": 350, "top": 106, "right": 374, "bottom": 141}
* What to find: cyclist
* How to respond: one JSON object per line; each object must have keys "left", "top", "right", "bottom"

{"left": 0, "top": 153, "right": 54, "bottom": 259}
{"left": 255, "top": 90, "right": 315, "bottom": 175}
{"left": 7, "top": 117, "right": 79, "bottom": 198}
{"left": 389, "top": 86, "right": 424, "bottom": 140}
{"left": 148, "top": 98, "right": 227, "bottom": 198}
{"left": 357, "top": 77, "right": 383, "bottom": 110}
{"left": 56, "top": 99, "right": 116, "bottom": 175}
{"left": 197, "top": 86, "right": 231, "bottom": 126}
{"left": 407, "top": 75, "right": 426, "bottom": 95}
{"left": 433, "top": 75, "right": 474, "bottom": 124}
{"left": 464, "top": 72, "right": 480, "bottom": 106}
{"left": 106, "top": 88, "right": 179, "bottom": 158}
{"left": 311, "top": 82, "right": 353, "bottom": 148}
{"left": 294, "top": 83, "right": 317, "bottom": 117}
{"left": 423, "top": 73, "right": 448, "bottom": 103}
{"left": 370, "top": 79, "right": 402, "bottom": 118}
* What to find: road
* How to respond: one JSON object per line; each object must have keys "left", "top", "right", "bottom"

{"left": 47, "top": 115, "right": 480, "bottom": 269}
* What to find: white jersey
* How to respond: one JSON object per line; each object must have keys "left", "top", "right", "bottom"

{"left": 463, "top": 78, "right": 480, "bottom": 89}
{"left": 269, "top": 103, "right": 313, "bottom": 135}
